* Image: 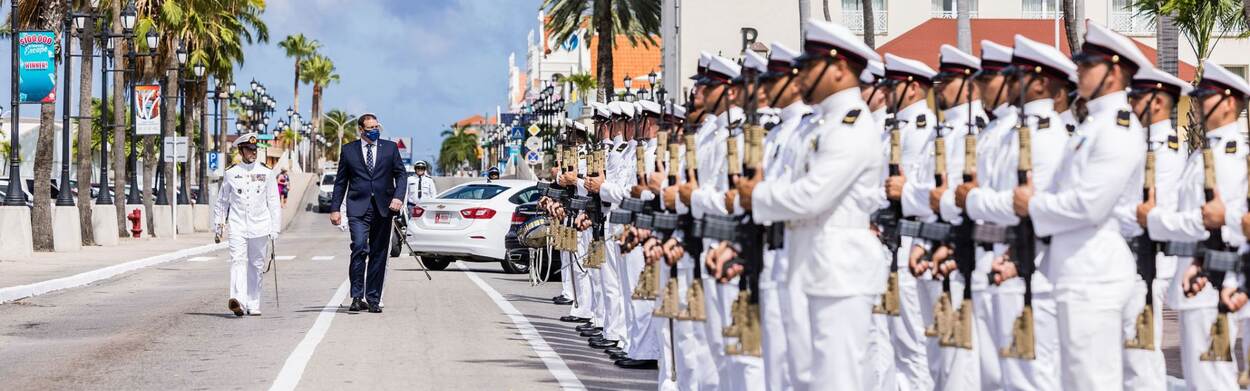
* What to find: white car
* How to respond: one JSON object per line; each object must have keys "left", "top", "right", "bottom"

{"left": 315, "top": 172, "right": 337, "bottom": 213}
{"left": 402, "top": 179, "right": 540, "bottom": 271}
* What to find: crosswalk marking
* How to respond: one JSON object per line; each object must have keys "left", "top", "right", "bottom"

{"left": 186, "top": 256, "right": 216, "bottom": 262}
{"left": 275, "top": 255, "right": 297, "bottom": 261}
{"left": 310, "top": 256, "right": 335, "bottom": 261}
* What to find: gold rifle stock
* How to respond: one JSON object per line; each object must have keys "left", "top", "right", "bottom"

{"left": 678, "top": 278, "right": 708, "bottom": 321}
{"left": 1124, "top": 303, "right": 1155, "bottom": 350}
{"left": 926, "top": 290, "right": 954, "bottom": 339}
{"left": 1201, "top": 312, "right": 1234, "bottom": 361}
{"left": 654, "top": 276, "right": 681, "bottom": 318}
{"left": 872, "top": 271, "right": 901, "bottom": 316}
{"left": 1001, "top": 305, "right": 1036, "bottom": 359}
{"left": 729, "top": 303, "right": 763, "bottom": 357}
{"left": 940, "top": 297, "right": 974, "bottom": 349}
{"left": 723, "top": 291, "right": 748, "bottom": 340}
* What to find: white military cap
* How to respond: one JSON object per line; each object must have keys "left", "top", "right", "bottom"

{"left": 234, "top": 132, "right": 260, "bottom": 148}
{"left": 798, "top": 19, "right": 881, "bottom": 66}
{"left": 980, "top": 40, "right": 1013, "bottom": 72}
{"left": 588, "top": 102, "right": 610, "bottom": 119}
{"left": 607, "top": 101, "right": 623, "bottom": 116}
{"left": 860, "top": 59, "right": 884, "bottom": 84}
{"left": 1132, "top": 66, "right": 1193, "bottom": 98}
{"left": 619, "top": 101, "right": 636, "bottom": 118}
{"left": 698, "top": 55, "right": 741, "bottom": 85}
{"left": 765, "top": 42, "right": 801, "bottom": 77}
{"left": 672, "top": 105, "right": 687, "bottom": 120}
{"left": 570, "top": 119, "right": 587, "bottom": 132}
{"left": 1079, "top": 19, "right": 1150, "bottom": 71}
{"left": 1012, "top": 35, "right": 1078, "bottom": 83}
{"left": 938, "top": 44, "right": 980, "bottom": 78}
{"left": 637, "top": 100, "right": 662, "bottom": 116}
{"left": 884, "top": 53, "right": 937, "bottom": 84}
{"left": 691, "top": 51, "right": 714, "bottom": 80}
{"left": 1192, "top": 60, "right": 1250, "bottom": 99}
{"left": 742, "top": 50, "right": 768, "bottom": 75}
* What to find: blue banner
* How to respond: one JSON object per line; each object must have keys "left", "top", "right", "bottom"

{"left": 18, "top": 31, "right": 57, "bottom": 104}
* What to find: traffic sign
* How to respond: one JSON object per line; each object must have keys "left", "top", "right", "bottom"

{"left": 526, "top": 151, "right": 542, "bottom": 166}
{"left": 510, "top": 126, "right": 525, "bottom": 140}
{"left": 207, "top": 152, "right": 224, "bottom": 177}
{"left": 525, "top": 136, "right": 542, "bottom": 152}
{"left": 163, "top": 136, "right": 188, "bottom": 163}
{"left": 527, "top": 124, "right": 541, "bottom": 137}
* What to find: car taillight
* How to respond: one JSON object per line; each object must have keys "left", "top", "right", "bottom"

{"left": 512, "top": 212, "right": 526, "bottom": 224}
{"left": 460, "top": 207, "right": 497, "bottom": 219}
{"left": 411, "top": 206, "right": 425, "bottom": 218}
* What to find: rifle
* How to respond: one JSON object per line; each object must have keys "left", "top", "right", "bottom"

{"left": 1199, "top": 130, "right": 1236, "bottom": 362}
{"left": 1126, "top": 99, "right": 1160, "bottom": 351}
{"left": 872, "top": 80, "right": 910, "bottom": 317}
{"left": 1000, "top": 98, "right": 1036, "bottom": 358}
{"left": 720, "top": 71, "right": 766, "bottom": 357}
{"left": 676, "top": 127, "right": 708, "bottom": 321}
{"left": 630, "top": 111, "right": 660, "bottom": 301}
{"left": 924, "top": 122, "right": 956, "bottom": 341}
{"left": 651, "top": 112, "right": 684, "bottom": 381}
{"left": 584, "top": 117, "right": 608, "bottom": 270}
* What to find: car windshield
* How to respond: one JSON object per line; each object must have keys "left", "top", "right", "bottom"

{"left": 440, "top": 184, "right": 508, "bottom": 200}
{"left": 321, "top": 174, "right": 335, "bottom": 184}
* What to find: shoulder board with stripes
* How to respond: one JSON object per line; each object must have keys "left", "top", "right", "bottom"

{"left": 843, "top": 109, "right": 862, "bottom": 125}
{"left": 1116, "top": 110, "right": 1131, "bottom": 128}
{"left": 915, "top": 114, "right": 927, "bottom": 128}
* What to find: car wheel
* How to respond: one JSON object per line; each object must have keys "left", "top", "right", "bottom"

{"left": 500, "top": 252, "right": 530, "bottom": 274}
{"left": 389, "top": 229, "right": 403, "bottom": 257}
{"left": 424, "top": 257, "right": 451, "bottom": 271}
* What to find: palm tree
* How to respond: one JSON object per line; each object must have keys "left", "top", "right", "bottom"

{"left": 564, "top": 72, "right": 596, "bottom": 102}
{"left": 862, "top": 0, "right": 876, "bottom": 47}
{"left": 438, "top": 127, "right": 480, "bottom": 175}
{"left": 278, "top": 33, "right": 320, "bottom": 114}
{"left": 76, "top": 0, "right": 98, "bottom": 246}
{"left": 320, "top": 109, "right": 356, "bottom": 161}
{"left": 541, "top": 0, "right": 661, "bottom": 101}
{"left": 1063, "top": 0, "right": 1085, "bottom": 52}
{"left": 1134, "top": 0, "right": 1250, "bottom": 71}
{"left": 957, "top": 0, "right": 972, "bottom": 52}
{"left": 299, "top": 55, "right": 340, "bottom": 155}
{"left": 823, "top": 0, "right": 832, "bottom": 21}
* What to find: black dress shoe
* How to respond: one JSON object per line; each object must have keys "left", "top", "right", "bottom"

{"left": 368, "top": 302, "right": 382, "bottom": 313}
{"left": 575, "top": 324, "right": 601, "bottom": 332}
{"left": 614, "top": 359, "right": 658, "bottom": 369}
{"left": 589, "top": 339, "right": 618, "bottom": 349}
{"left": 553, "top": 296, "right": 574, "bottom": 305}
{"left": 588, "top": 336, "right": 607, "bottom": 344}
{"left": 609, "top": 351, "right": 630, "bottom": 361}
{"left": 603, "top": 346, "right": 624, "bottom": 354}
{"left": 559, "top": 316, "right": 590, "bottom": 323}
{"left": 579, "top": 330, "right": 603, "bottom": 338}
{"left": 349, "top": 298, "right": 366, "bottom": 312}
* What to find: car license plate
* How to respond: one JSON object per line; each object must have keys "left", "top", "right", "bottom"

{"left": 434, "top": 211, "right": 452, "bottom": 224}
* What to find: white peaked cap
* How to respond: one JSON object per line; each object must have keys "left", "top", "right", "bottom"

{"left": 860, "top": 59, "right": 884, "bottom": 84}
{"left": 704, "top": 55, "right": 742, "bottom": 83}
{"left": 1082, "top": 19, "right": 1150, "bottom": 70}
{"left": 884, "top": 53, "right": 937, "bottom": 82}
{"left": 939, "top": 44, "right": 980, "bottom": 73}
{"left": 1199, "top": 60, "right": 1250, "bottom": 98}
{"left": 619, "top": 101, "right": 636, "bottom": 118}
{"left": 672, "top": 105, "right": 687, "bottom": 119}
{"left": 234, "top": 132, "right": 259, "bottom": 147}
{"left": 742, "top": 50, "right": 768, "bottom": 74}
{"left": 1133, "top": 65, "right": 1194, "bottom": 97}
{"left": 769, "top": 42, "right": 800, "bottom": 65}
{"left": 980, "top": 40, "right": 1013, "bottom": 68}
{"left": 607, "top": 101, "right": 623, "bottom": 115}
{"left": 1012, "top": 35, "right": 1078, "bottom": 83}
{"left": 802, "top": 19, "right": 882, "bottom": 64}
{"left": 637, "top": 100, "right": 662, "bottom": 115}
{"left": 691, "top": 51, "right": 714, "bottom": 80}
{"left": 588, "top": 102, "right": 609, "bottom": 118}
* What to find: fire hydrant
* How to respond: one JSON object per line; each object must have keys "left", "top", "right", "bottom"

{"left": 127, "top": 208, "right": 143, "bottom": 238}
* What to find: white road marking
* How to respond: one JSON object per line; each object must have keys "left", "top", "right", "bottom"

{"left": 186, "top": 256, "right": 216, "bottom": 262}
{"left": 269, "top": 280, "right": 350, "bottom": 391}
{"left": 310, "top": 256, "right": 335, "bottom": 261}
{"left": 275, "top": 255, "right": 297, "bottom": 261}
{"left": 0, "top": 242, "right": 227, "bottom": 303}
{"left": 455, "top": 261, "right": 586, "bottom": 390}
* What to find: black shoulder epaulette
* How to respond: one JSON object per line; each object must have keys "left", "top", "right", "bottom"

{"left": 975, "top": 117, "right": 987, "bottom": 129}
{"left": 915, "top": 114, "right": 927, "bottom": 128}
{"left": 1225, "top": 140, "right": 1237, "bottom": 154}
{"left": 1065, "top": 124, "right": 1076, "bottom": 136}
{"left": 615, "top": 143, "right": 628, "bottom": 152}
{"left": 1037, "top": 117, "right": 1051, "bottom": 130}
{"left": 1116, "top": 110, "right": 1131, "bottom": 128}
{"left": 1167, "top": 134, "right": 1180, "bottom": 151}
{"left": 843, "top": 109, "right": 862, "bottom": 125}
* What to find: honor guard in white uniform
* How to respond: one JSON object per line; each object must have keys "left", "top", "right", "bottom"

{"left": 213, "top": 133, "right": 281, "bottom": 317}
{"left": 406, "top": 161, "right": 437, "bottom": 204}
{"left": 586, "top": 102, "right": 632, "bottom": 361}
{"left": 1011, "top": 20, "right": 1148, "bottom": 390}
{"left": 1121, "top": 65, "right": 1191, "bottom": 390}
{"left": 619, "top": 99, "right": 663, "bottom": 370}
{"left": 730, "top": 19, "right": 884, "bottom": 390}
{"left": 1143, "top": 61, "right": 1250, "bottom": 391}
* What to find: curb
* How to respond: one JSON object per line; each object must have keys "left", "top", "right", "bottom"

{"left": 0, "top": 242, "right": 228, "bottom": 303}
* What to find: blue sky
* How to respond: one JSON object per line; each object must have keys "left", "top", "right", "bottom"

{"left": 2, "top": 0, "right": 539, "bottom": 165}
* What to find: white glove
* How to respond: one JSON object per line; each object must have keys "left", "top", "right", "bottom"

{"left": 213, "top": 224, "right": 224, "bottom": 237}
{"left": 269, "top": 231, "right": 279, "bottom": 240}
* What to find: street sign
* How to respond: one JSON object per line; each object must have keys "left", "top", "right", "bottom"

{"left": 207, "top": 152, "right": 224, "bottom": 177}
{"left": 257, "top": 133, "right": 275, "bottom": 140}
{"left": 393, "top": 137, "right": 412, "bottom": 165}
{"left": 526, "top": 151, "right": 542, "bottom": 166}
{"left": 163, "top": 136, "right": 188, "bottom": 163}
{"left": 525, "top": 136, "right": 542, "bottom": 152}
{"left": 527, "top": 124, "right": 541, "bottom": 137}
{"left": 510, "top": 126, "right": 525, "bottom": 140}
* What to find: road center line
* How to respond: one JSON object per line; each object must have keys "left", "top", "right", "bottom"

{"left": 455, "top": 261, "right": 586, "bottom": 390}
{"left": 275, "top": 255, "right": 297, "bottom": 261}
{"left": 310, "top": 256, "right": 335, "bottom": 261}
{"left": 269, "top": 279, "right": 350, "bottom": 391}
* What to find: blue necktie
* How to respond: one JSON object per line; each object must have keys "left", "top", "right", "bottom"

{"left": 366, "top": 143, "right": 375, "bottom": 172}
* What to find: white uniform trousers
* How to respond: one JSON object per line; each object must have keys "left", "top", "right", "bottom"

{"left": 760, "top": 280, "right": 792, "bottom": 391}
{"left": 565, "top": 235, "right": 594, "bottom": 319}
{"left": 780, "top": 277, "right": 813, "bottom": 390}
{"left": 560, "top": 247, "right": 575, "bottom": 300}
{"left": 721, "top": 279, "right": 765, "bottom": 391}
{"left": 1121, "top": 278, "right": 1168, "bottom": 391}
{"left": 624, "top": 248, "right": 660, "bottom": 360}
{"left": 600, "top": 240, "right": 628, "bottom": 342}
{"left": 994, "top": 283, "right": 1061, "bottom": 391}
{"left": 229, "top": 235, "right": 270, "bottom": 311}
{"left": 666, "top": 254, "right": 720, "bottom": 390}
{"left": 866, "top": 312, "right": 898, "bottom": 391}
{"left": 809, "top": 294, "right": 875, "bottom": 391}
{"left": 702, "top": 274, "right": 728, "bottom": 381}
{"left": 892, "top": 238, "right": 937, "bottom": 391}
{"left": 1179, "top": 306, "right": 1239, "bottom": 390}
{"left": 1054, "top": 279, "right": 1136, "bottom": 390}
{"left": 937, "top": 277, "right": 981, "bottom": 391}
{"left": 658, "top": 261, "right": 679, "bottom": 390}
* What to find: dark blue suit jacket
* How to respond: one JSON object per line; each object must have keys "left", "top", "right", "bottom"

{"left": 331, "top": 139, "right": 409, "bottom": 218}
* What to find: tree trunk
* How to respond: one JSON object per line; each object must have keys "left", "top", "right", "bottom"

{"left": 1158, "top": 15, "right": 1179, "bottom": 77}
{"left": 799, "top": 0, "right": 811, "bottom": 42}
{"left": 594, "top": 0, "right": 615, "bottom": 101}
{"left": 956, "top": 0, "right": 971, "bottom": 52}
{"left": 862, "top": 0, "right": 876, "bottom": 48}
{"left": 112, "top": 0, "right": 129, "bottom": 237}
{"left": 163, "top": 65, "right": 177, "bottom": 212}
{"left": 1062, "top": 0, "right": 1083, "bottom": 52}
{"left": 143, "top": 135, "right": 156, "bottom": 235}
{"left": 32, "top": 103, "right": 56, "bottom": 251}
{"left": 76, "top": 16, "right": 96, "bottom": 246}
{"left": 293, "top": 62, "right": 301, "bottom": 114}
{"left": 823, "top": 0, "right": 831, "bottom": 21}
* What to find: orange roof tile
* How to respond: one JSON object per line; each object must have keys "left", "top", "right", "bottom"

{"left": 878, "top": 19, "right": 1197, "bottom": 80}
{"left": 589, "top": 34, "right": 663, "bottom": 90}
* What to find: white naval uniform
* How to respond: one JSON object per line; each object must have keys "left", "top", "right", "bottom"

{"left": 966, "top": 99, "right": 1069, "bottom": 391}
{"left": 1028, "top": 91, "right": 1145, "bottom": 390}
{"left": 889, "top": 99, "right": 941, "bottom": 391}
{"left": 1117, "top": 120, "right": 1186, "bottom": 391}
{"left": 689, "top": 109, "right": 736, "bottom": 385}
{"left": 405, "top": 174, "right": 438, "bottom": 204}
{"left": 595, "top": 136, "right": 630, "bottom": 346}
{"left": 865, "top": 106, "right": 899, "bottom": 391}
{"left": 564, "top": 152, "right": 595, "bottom": 321}
{"left": 1147, "top": 122, "right": 1247, "bottom": 391}
{"left": 752, "top": 88, "right": 886, "bottom": 391}
{"left": 213, "top": 162, "right": 281, "bottom": 313}
{"left": 630, "top": 138, "right": 661, "bottom": 362}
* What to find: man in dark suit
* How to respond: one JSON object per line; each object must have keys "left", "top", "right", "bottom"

{"left": 329, "top": 113, "right": 408, "bottom": 313}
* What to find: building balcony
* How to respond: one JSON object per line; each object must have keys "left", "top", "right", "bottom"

{"left": 843, "top": 10, "right": 888, "bottom": 34}
{"left": 931, "top": 10, "right": 978, "bottom": 19}
{"left": 1021, "top": 10, "right": 1060, "bottom": 19}
{"left": 1111, "top": 11, "right": 1155, "bottom": 35}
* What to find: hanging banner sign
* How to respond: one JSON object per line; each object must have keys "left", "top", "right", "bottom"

{"left": 18, "top": 31, "right": 57, "bottom": 104}
{"left": 135, "top": 85, "right": 162, "bottom": 135}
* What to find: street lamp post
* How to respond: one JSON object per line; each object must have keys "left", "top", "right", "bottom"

{"left": 3, "top": 0, "right": 22, "bottom": 205}
{"left": 95, "top": 19, "right": 117, "bottom": 205}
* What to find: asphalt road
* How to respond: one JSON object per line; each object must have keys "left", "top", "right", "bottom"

{"left": 0, "top": 205, "right": 653, "bottom": 390}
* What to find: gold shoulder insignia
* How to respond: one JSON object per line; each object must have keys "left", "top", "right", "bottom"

{"left": 843, "top": 109, "right": 862, "bottom": 125}
{"left": 1167, "top": 135, "right": 1179, "bottom": 151}
{"left": 1037, "top": 117, "right": 1050, "bottom": 130}
{"left": 1116, "top": 110, "right": 1131, "bottom": 128}
{"left": 915, "top": 114, "right": 927, "bottom": 128}
{"left": 811, "top": 135, "right": 821, "bottom": 152}
{"left": 1226, "top": 140, "right": 1237, "bottom": 154}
